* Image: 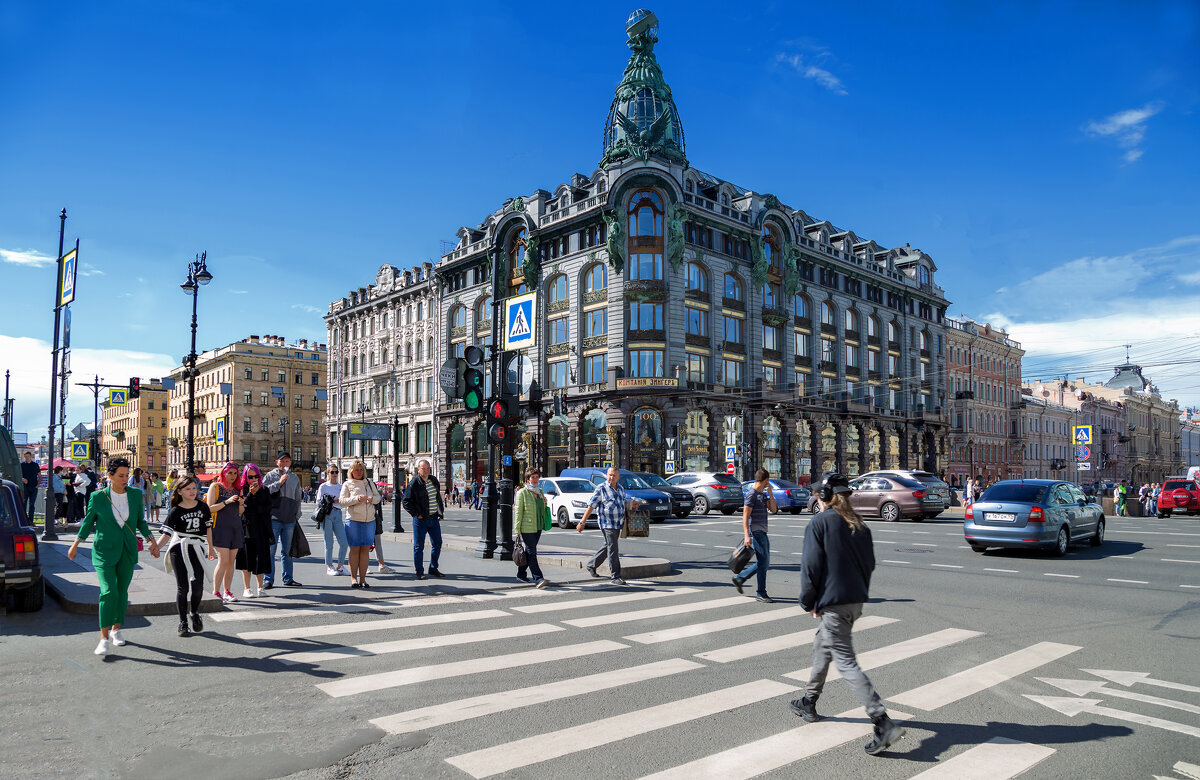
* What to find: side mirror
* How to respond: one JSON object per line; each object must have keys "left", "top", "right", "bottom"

{"left": 1077, "top": 499, "right": 1087, "bottom": 507}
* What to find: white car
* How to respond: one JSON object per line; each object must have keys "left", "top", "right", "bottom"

{"left": 540, "top": 477, "right": 598, "bottom": 528}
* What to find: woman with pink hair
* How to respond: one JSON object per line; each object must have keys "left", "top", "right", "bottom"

{"left": 206, "top": 462, "right": 245, "bottom": 603}
{"left": 236, "top": 463, "right": 272, "bottom": 598}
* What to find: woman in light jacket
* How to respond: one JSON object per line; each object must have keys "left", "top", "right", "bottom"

{"left": 338, "top": 460, "right": 380, "bottom": 589}
{"left": 513, "top": 467, "right": 550, "bottom": 588}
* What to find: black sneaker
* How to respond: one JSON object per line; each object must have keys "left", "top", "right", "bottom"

{"left": 414, "top": 572, "right": 425, "bottom": 580}
{"left": 190, "top": 613, "right": 203, "bottom": 633}
{"left": 732, "top": 576, "right": 744, "bottom": 594}
{"left": 789, "top": 697, "right": 821, "bottom": 722}
{"left": 516, "top": 575, "right": 531, "bottom": 583}
{"left": 864, "top": 715, "right": 905, "bottom": 755}
{"left": 350, "top": 582, "right": 361, "bottom": 589}
{"left": 284, "top": 580, "right": 303, "bottom": 587}
{"left": 755, "top": 593, "right": 775, "bottom": 604}
{"left": 261, "top": 581, "right": 274, "bottom": 590}
{"left": 177, "top": 620, "right": 191, "bottom": 638}
{"left": 428, "top": 569, "right": 446, "bottom": 579}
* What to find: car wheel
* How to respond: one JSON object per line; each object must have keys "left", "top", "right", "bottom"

{"left": 790, "top": 507, "right": 801, "bottom": 515}
{"left": 809, "top": 501, "right": 819, "bottom": 514}
{"left": 14, "top": 579, "right": 44, "bottom": 612}
{"left": 693, "top": 496, "right": 709, "bottom": 515}
{"left": 1053, "top": 526, "right": 1070, "bottom": 557}
{"left": 969, "top": 544, "right": 988, "bottom": 553}
{"left": 880, "top": 502, "right": 900, "bottom": 522}
{"left": 722, "top": 508, "right": 736, "bottom": 515}
{"left": 674, "top": 511, "right": 689, "bottom": 519}
{"left": 557, "top": 507, "right": 572, "bottom": 529}
{"left": 912, "top": 515, "right": 924, "bottom": 522}
{"left": 1091, "top": 518, "right": 1105, "bottom": 547}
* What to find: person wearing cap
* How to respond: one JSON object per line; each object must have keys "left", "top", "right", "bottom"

{"left": 262, "top": 452, "right": 303, "bottom": 588}
{"left": 791, "top": 473, "right": 905, "bottom": 756}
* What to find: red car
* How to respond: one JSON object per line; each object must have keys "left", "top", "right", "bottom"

{"left": 1156, "top": 477, "right": 1200, "bottom": 518}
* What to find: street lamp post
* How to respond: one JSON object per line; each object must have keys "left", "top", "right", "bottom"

{"left": 180, "top": 252, "right": 213, "bottom": 475}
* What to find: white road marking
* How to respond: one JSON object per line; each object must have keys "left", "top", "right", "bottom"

{"left": 1025, "top": 695, "right": 1200, "bottom": 738}
{"left": 912, "top": 543, "right": 938, "bottom": 547}
{"left": 275, "top": 623, "right": 563, "bottom": 665}
{"left": 563, "top": 596, "right": 747, "bottom": 628}
{"left": 445, "top": 679, "right": 799, "bottom": 778}
{"left": 1166, "top": 543, "right": 1200, "bottom": 548}
{"left": 371, "top": 658, "right": 702, "bottom": 734}
{"left": 1083, "top": 668, "right": 1200, "bottom": 694}
{"left": 625, "top": 606, "right": 808, "bottom": 644}
{"left": 238, "top": 608, "right": 509, "bottom": 642}
{"left": 891, "top": 641, "right": 1081, "bottom": 710}
{"left": 696, "top": 615, "right": 898, "bottom": 663}
{"left": 784, "top": 628, "right": 982, "bottom": 682}
{"left": 1161, "top": 559, "right": 1200, "bottom": 564}
{"left": 882, "top": 559, "right": 910, "bottom": 564}
{"left": 512, "top": 587, "right": 699, "bottom": 614}
{"left": 985, "top": 568, "right": 1019, "bottom": 573}
{"left": 1182, "top": 584, "right": 1200, "bottom": 589}
{"left": 1107, "top": 578, "right": 1149, "bottom": 585}
{"left": 681, "top": 542, "right": 706, "bottom": 547}
{"left": 911, "top": 531, "right": 931, "bottom": 535}
{"left": 905, "top": 738, "right": 1055, "bottom": 779}
{"left": 317, "top": 639, "right": 627, "bottom": 698}
{"left": 1043, "top": 573, "right": 1080, "bottom": 579}
{"left": 1037, "top": 677, "right": 1200, "bottom": 715}
{"left": 931, "top": 564, "right": 963, "bottom": 569}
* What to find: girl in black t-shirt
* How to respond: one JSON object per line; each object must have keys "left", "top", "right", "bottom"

{"left": 154, "top": 476, "right": 214, "bottom": 637}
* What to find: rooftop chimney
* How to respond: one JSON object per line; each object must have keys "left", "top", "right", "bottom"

{"left": 249, "top": 335, "right": 260, "bottom": 343}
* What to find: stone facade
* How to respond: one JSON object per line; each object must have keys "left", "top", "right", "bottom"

{"left": 100, "top": 381, "right": 168, "bottom": 472}
{"left": 945, "top": 318, "right": 1024, "bottom": 486}
{"left": 1018, "top": 392, "right": 1079, "bottom": 480}
{"left": 324, "top": 264, "right": 438, "bottom": 485}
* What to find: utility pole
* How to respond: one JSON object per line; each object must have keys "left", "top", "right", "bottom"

{"left": 2, "top": 369, "right": 12, "bottom": 429}
{"left": 43, "top": 210, "right": 67, "bottom": 541}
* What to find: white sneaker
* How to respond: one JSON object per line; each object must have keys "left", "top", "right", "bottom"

{"left": 110, "top": 629, "right": 126, "bottom": 646}
{"left": 242, "top": 588, "right": 256, "bottom": 600}
{"left": 326, "top": 566, "right": 339, "bottom": 575}
{"left": 376, "top": 564, "right": 394, "bottom": 574}
{"left": 94, "top": 638, "right": 110, "bottom": 655}
{"left": 336, "top": 565, "right": 346, "bottom": 575}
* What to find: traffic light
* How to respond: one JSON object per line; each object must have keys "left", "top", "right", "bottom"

{"left": 461, "top": 345, "right": 486, "bottom": 411}
{"left": 487, "top": 396, "right": 511, "bottom": 445}
{"left": 129, "top": 377, "right": 141, "bottom": 399}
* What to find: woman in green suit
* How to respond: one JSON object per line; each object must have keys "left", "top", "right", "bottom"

{"left": 68, "top": 457, "right": 159, "bottom": 656}
{"left": 513, "top": 468, "right": 551, "bottom": 588}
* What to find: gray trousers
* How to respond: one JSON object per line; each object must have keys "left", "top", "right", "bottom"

{"left": 805, "top": 603, "right": 886, "bottom": 719}
{"left": 589, "top": 527, "right": 621, "bottom": 578}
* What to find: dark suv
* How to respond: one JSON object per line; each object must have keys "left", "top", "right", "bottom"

{"left": 1, "top": 478, "right": 44, "bottom": 612}
{"left": 637, "top": 472, "right": 695, "bottom": 518}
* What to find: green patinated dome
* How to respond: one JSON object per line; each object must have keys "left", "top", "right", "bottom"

{"left": 600, "top": 9, "right": 687, "bottom": 169}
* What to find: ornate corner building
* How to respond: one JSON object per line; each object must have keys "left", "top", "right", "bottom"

{"left": 433, "top": 10, "right": 951, "bottom": 485}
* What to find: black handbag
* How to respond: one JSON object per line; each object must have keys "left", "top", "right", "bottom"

{"left": 290, "top": 522, "right": 311, "bottom": 559}
{"left": 512, "top": 536, "right": 528, "bottom": 568}
{"left": 727, "top": 543, "right": 753, "bottom": 574}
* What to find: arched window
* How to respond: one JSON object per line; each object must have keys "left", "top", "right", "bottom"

{"left": 920, "top": 330, "right": 930, "bottom": 351}
{"left": 919, "top": 266, "right": 930, "bottom": 286}
{"left": 627, "top": 190, "right": 664, "bottom": 280}
{"left": 794, "top": 293, "right": 810, "bottom": 319}
{"left": 844, "top": 309, "right": 860, "bottom": 334}
{"left": 724, "top": 273, "right": 743, "bottom": 303}
{"left": 416, "top": 302, "right": 423, "bottom": 320}
{"left": 427, "top": 337, "right": 434, "bottom": 358}
{"left": 821, "top": 301, "right": 836, "bottom": 327}
{"left": 584, "top": 264, "right": 608, "bottom": 292}
{"left": 548, "top": 275, "right": 568, "bottom": 304}
{"left": 887, "top": 320, "right": 899, "bottom": 343}
{"left": 867, "top": 315, "right": 881, "bottom": 339}
{"left": 416, "top": 341, "right": 423, "bottom": 362}
{"left": 763, "top": 225, "right": 782, "bottom": 274}
{"left": 685, "top": 179, "right": 694, "bottom": 193}
{"left": 686, "top": 262, "right": 708, "bottom": 293}
{"left": 629, "top": 190, "right": 663, "bottom": 236}
{"left": 451, "top": 306, "right": 467, "bottom": 329}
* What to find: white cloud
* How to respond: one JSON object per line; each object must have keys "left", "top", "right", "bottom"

{"left": 776, "top": 52, "right": 847, "bottom": 96}
{"left": 1180, "top": 270, "right": 1200, "bottom": 285}
{"left": 291, "top": 303, "right": 323, "bottom": 315}
{"left": 0, "top": 248, "right": 56, "bottom": 267}
{"left": 80, "top": 262, "right": 104, "bottom": 277}
{"left": 1085, "top": 101, "right": 1164, "bottom": 164}
{"left": 229, "top": 289, "right": 248, "bottom": 295}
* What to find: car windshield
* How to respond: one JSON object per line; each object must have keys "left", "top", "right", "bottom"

{"left": 892, "top": 476, "right": 925, "bottom": 489}
{"left": 554, "top": 479, "right": 596, "bottom": 494}
{"left": 639, "top": 473, "right": 670, "bottom": 487}
{"left": 710, "top": 474, "right": 741, "bottom": 486}
{"left": 774, "top": 479, "right": 803, "bottom": 490}
{"left": 618, "top": 475, "right": 650, "bottom": 490}
{"left": 1163, "top": 481, "right": 1194, "bottom": 491}
{"left": 979, "top": 484, "right": 1049, "bottom": 504}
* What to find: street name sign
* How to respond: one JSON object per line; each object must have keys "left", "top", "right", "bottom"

{"left": 439, "top": 359, "right": 462, "bottom": 397}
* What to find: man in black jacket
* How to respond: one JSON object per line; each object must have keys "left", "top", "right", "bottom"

{"left": 402, "top": 459, "right": 444, "bottom": 580}
{"left": 20, "top": 451, "right": 40, "bottom": 521}
{"left": 792, "top": 473, "right": 905, "bottom": 756}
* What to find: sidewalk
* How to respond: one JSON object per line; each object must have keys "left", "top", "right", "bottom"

{"left": 40, "top": 519, "right": 672, "bottom": 617}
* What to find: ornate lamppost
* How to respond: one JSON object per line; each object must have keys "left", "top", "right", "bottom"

{"left": 180, "top": 252, "right": 213, "bottom": 474}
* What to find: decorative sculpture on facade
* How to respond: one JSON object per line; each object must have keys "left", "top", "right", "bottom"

{"left": 750, "top": 232, "right": 768, "bottom": 289}
{"left": 604, "top": 211, "right": 625, "bottom": 274}
{"left": 521, "top": 234, "right": 541, "bottom": 289}
{"left": 667, "top": 202, "right": 686, "bottom": 271}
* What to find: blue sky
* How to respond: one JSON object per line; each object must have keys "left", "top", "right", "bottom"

{"left": 2, "top": 0, "right": 1199, "bottom": 439}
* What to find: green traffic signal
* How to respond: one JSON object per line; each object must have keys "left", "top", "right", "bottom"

{"left": 463, "top": 386, "right": 485, "bottom": 411}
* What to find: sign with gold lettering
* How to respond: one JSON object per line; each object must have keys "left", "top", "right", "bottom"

{"left": 615, "top": 377, "right": 679, "bottom": 389}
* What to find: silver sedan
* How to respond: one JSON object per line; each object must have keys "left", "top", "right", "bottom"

{"left": 963, "top": 479, "right": 1105, "bottom": 556}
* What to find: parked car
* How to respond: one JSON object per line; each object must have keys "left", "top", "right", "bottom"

{"left": 557, "top": 468, "right": 673, "bottom": 522}
{"left": 964, "top": 479, "right": 1104, "bottom": 555}
{"left": 848, "top": 475, "right": 932, "bottom": 522}
{"left": 540, "top": 477, "right": 600, "bottom": 528}
{"left": 860, "top": 470, "right": 951, "bottom": 517}
{"left": 637, "top": 472, "right": 694, "bottom": 518}
{"left": 1155, "top": 477, "right": 1200, "bottom": 518}
{"left": 666, "top": 472, "right": 745, "bottom": 515}
{"left": 741, "top": 479, "right": 810, "bottom": 514}
{"left": 1, "top": 477, "right": 44, "bottom": 612}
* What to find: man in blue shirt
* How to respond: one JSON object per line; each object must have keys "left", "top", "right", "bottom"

{"left": 577, "top": 467, "right": 643, "bottom": 586}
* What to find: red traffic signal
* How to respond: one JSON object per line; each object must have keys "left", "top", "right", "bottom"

{"left": 129, "top": 377, "right": 141, "bottom": 399}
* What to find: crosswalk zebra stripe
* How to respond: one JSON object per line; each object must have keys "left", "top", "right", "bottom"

{"left": 317, "top": 640, "right": 627, "bottom": 698}
{"left": 445, "top": 679, "right": 799, "bottom": 779}
{"left": 783, "top": 628, "right": 984, "bottom": 682}
{"left": 905, "top": 737, "right": 1056, "bottom": 779}
{"left": 237, "top": 608, "right": 509, "bottom": 642}
{"left": 370, "top": 658, "right": 703, "bottom": 735}
{"left": 696, "top": 615, "right": 899, "bottom": 663}
{"left": 889, "top": 641, "right": 1080, "bottom": 710}
{"left": 624, "top": 606, "right": 809, "bottom": 644}
{"left": 511, "top": 586, "right": 700, "bottom": 614}
{"left": 275, "top": 623, "right": 563, "bottom": 665}
{"left": 563, "top": 595, "right": 747, "bottom": 628}
{"left": 636, "top": 705, "right": 915, "bottom": 780}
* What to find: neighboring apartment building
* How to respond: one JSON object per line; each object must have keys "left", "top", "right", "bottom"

{"left": 1180, "top": 411, "right": 1200, "bottom": 471}
{"left": 1023, "top": 378, "right": 1126, "bottom": 485}
{"left": 100, "top": 380, "right": 168, "bottom": 472}
{"left": 1019, "top": 391, "right": 1079, "bottom": 480}
{"left": 167, "top": 335, "right": 327, "bottom": 481}
{"left": 945, "top": 318, "right": 1024, "bottom": 486}
{"left": 324, "top": 263, "right": 438, "bottom": 485}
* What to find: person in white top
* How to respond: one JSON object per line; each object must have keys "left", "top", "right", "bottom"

{"left": 316, "top": 466, "right": 348, "bottom": 575}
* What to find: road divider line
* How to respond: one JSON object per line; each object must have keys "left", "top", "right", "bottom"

{"left": 784, "top": 628, "right": 982, "bottom": 683}
{"left": 1181, "top": 584, "right": 1200, "bottom": 589}
{"left": 931, "top": 564, "right": 963, "bottom": 569}
{"left": 276, "top": 623, "right": 563, "bottom": 665}
{"left": 445, "top": 679, "right": 799, "bottom": 778}
{"left": 317, "top": 639, "right": 627, "bottom": 698}
{"left": 1107, "top": 579, "right": 1148, "bottom": 585}
{"left": 625, "top": 606, "right": 808, "bottom": 644}
{"left": 696, "top": 615, "right": 898, "bottom": 664}
{"left": 1043, "top": 573, "right": 1080, "bottom": 579}
{"left": 984, "top": 568, "right": 1019, "bottom": 573}
{"left": 371, "top": 658, "right": 703, "bottom": 734}
{"left": 238, "top": 607, "right": 509, "bottom": 642}
{"left": 1161, "top": 559, "right": 1200, "bottom": 564}
{"left": 882, "top": 560, "right": 910, "bottom": 564}
{"left": 512, "top": 587, "right": 698, "bottom": 614}
{"left": 563, "top": 596, "right": 746, "bottom": 628}
{"left": 905, "top": 737, "right": 1056, "bottom": 779}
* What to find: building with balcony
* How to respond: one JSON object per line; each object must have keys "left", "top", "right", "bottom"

{"left": 100, "top": 381, "right": 168, "bottom": 472}
{"left": 945, "top": 318, "right": 1024, "bottom": 486}
{"left": 166, "top": 335, "right": 327, "bottom": 481}
{"left": 1018, "top": 392, "right": 1079, "bottom": 480}
{"left": 324, "top": 263, "right": 438, "bottom": 485}
{"left": 434, "top": 10, "right": 950, "bottom": 484}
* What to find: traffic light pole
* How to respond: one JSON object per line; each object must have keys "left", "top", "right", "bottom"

{"left": 476, "top": 251, "right": 503, "bottom": 559}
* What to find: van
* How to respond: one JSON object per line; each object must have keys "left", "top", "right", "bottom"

{"left": 557, "top": 467, "right": 673, "bottom": 522}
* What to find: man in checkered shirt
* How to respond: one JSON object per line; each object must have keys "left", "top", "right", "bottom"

{"left": 577, "top": 466, "right": 644, "bottom": 586}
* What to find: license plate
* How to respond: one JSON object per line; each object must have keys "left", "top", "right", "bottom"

{"left": 987, "top": 512, "right": 1016, "bottom": 522}
{"left": 1174, "top": 507, "right": 1187, "bottom": 513}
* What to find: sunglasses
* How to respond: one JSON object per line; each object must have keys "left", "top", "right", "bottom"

{"left": 248, "top": 476, "right": 260, "bottom": 482}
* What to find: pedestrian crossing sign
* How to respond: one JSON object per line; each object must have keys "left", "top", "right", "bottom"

{"left": 216, "top": 418, "right": 226, "bottom": 446}
{"left": 725, "top": 445, "right": 737, "bottom": 461}
{"left": 108, "top": 388, "right": 127, "bottom": 406}
{"left": 70, "top": 442, "right": 90, "bottom": 460}
{"left": 1072, "top": 425, "right": 1092, "bottom": 445}
{"left": 665, "top": 460, "right": 675, "bottom": 475}
{"left": 503, "top": 292, "right": 537, "bottom": 351}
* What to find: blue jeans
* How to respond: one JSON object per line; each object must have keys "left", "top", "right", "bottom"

{"left": 268, "top": 519, "right": 296, "bottom": 584}
{"left": 736, "top": 530, "right": 770, "bottom": 595}
{"left": 323, "top": 507, "right": 348, "bottom": 568}
{"left": 413, "top": 515, "right": 442, "bottom": 574}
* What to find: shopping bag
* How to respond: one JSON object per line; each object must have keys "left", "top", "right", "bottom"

{"left": 625, "top": 509, "right": 650, "bottom": 538}
{"left": 543, "top": 504, "right": 553, "bottom": 531}
{"left": 290, "top": 522, "right": 312, "bottom": 558}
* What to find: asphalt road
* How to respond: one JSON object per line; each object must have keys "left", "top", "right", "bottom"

{"left": 4, "top": 505, "right": 1198, "bottom": 779}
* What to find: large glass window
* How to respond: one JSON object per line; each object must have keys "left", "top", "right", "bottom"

{"left": 888, "top": 321, "right": 899, "bottom": 342}
{"left": 629, "top": 190, "right": 663, "bottom": 236}
{"left": 722, "top": 359, "right": 745, "bottom": 387}
{"left": 763, "top": 324, "right": 780, "bottom": 351}
{"left": 763, "top": 282, "right": 780, "bottom": 309}
{"left": 627, "top": 190, "right": 664, "bottom": 281}
{"left": 763, "top": 225, "right": 782, "bottom": 274}
{"left": 795, "top": 332, "right": 810, "bottom": 358}
{"left": 628, "top": 349, "right": 665, "bottom": 378}
{"left": 686, "top": 306, "right": 708, "bottom": 336}
{"left": 475, "top": 296, "right": 492, "bottom": 324}
{"left": 844, "top": 309, "right": 860, "bottom": 334}
{"left": 585, "top": 308, "right": 608, "bottom": 337}
{"left": 628, "top": 302, "right": 664, "bottom": 330}
{"left": 868, "top": 315, "right": 880, "bottom": 339}
{"left": 724, "top": 273, "right": 743, "bottom": 302}
{"left": 584, "top": 264, "right": 608, "bottom": 292}
{"left": 822, "top": 338, "right": 836, "bottom": 363}
{"left": 629, "top": 252, "right": 662, "bottom": 280}
{"left": 794, "top": 294, "right": 810, "bottom": 319}
{"left": 549, "top": 316, "right": 569, "bottom": 344}
{"left": 452, "top": 306, "right": 467, "bottom": 329}
{"left": 584, "top": 353, "right": 607, "bottom": 384}
{"left": 686, "top": 262, "right": 709, "bottom": 293}
{"left": 508, "top": 227, "right": 528, "bottom": 291}
{"left": 547, "top": 361, "right": 569, "bottom": 389}
{"left": 723, "top": 315, "right": 743, "bottom": 345}
{"left": 846, "top": 344, "right": 860, "bottom": 367}
{"left": 548, "top": 275, "right": 568, "bottom": 304}
{"left": 686, "top": 354, "right": 708, "bottom": 383}
{"left": 821, "top": 301, "right": 835, "bottom": 327}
